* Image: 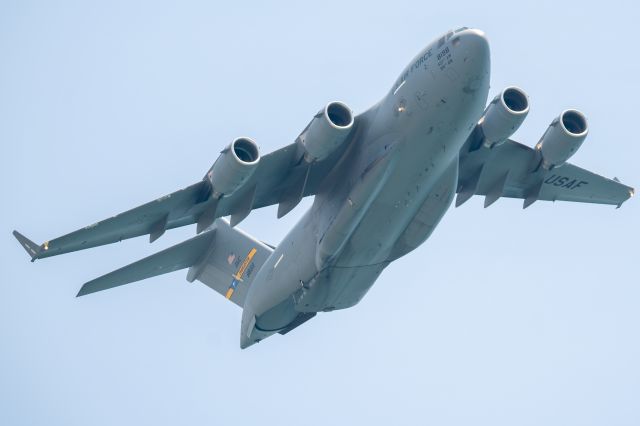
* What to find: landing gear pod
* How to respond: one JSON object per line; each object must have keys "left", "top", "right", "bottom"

{"left": 536, "top": 109, "right": 588, "bottom": 169}
{"left": 478, "top": 86, "right": 530, "bottom": 148}
{"left": 299, "top": 101, "right": 354, "bottom": 161}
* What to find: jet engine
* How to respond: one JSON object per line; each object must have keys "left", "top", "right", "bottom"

{"left": 207, "top": 137, "right": 260, "bottom": 196}
{"left": 478, "top": 86, "right": 530, "bottom": 148}
{"left": 536, "top": 109, "right": 588, "bottom": 169}
{"left": 298, "top": 101, "right": 354, "bottom": 161}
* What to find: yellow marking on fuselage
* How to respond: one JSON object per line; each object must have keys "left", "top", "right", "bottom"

{"left": 225, "top": 288, "right": 235, "bottom": 299}
{"left": 232, "top": 248, "right": 257, "bottom": 281}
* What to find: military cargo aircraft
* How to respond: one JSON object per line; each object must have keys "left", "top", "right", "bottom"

{"left": 14, "top": 28, "right": 634, "bottom": 348}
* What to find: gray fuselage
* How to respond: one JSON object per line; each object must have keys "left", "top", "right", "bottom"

{"left": 241, "top": 28, "right": 491, "bottom": 348}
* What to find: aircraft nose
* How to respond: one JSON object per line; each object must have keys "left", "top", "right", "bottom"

{"left": 456, "top": 28, "right": 489, "bottom": 68}
{"left": 453, "top": 28, "right": 490, "bottom": 92}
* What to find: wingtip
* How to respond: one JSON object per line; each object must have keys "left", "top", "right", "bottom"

{"left": 76, "top": 278, "right": 102, "bottom": 296}
{"left": 12, "top": 230, "right": 41, "bottom": 261}
{"left": 615, "top": 186, "right": 635, "bottom": 208}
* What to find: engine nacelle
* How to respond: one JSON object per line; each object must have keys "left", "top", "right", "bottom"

{"left": 536, "top": 109, "right": 588, "bottom": 169}
{"left": 207, "top": 137, "right": 260, "bottom": 196}
{"left": 478, "top": 86, "right": 530, "bottom": 148}
{"left": 299, "top": 101, "right": 354, "bottom": 161}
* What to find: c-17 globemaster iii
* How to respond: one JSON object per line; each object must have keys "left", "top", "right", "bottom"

{"left": 13, "top": 28, "right": 634, "bottom": 348}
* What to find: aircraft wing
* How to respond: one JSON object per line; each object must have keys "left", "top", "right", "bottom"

{"left": 13, "top": 141, "right": 342, "bottom": 261}
{"left": 456, "top": 138, "right": 634, "bottom": 208}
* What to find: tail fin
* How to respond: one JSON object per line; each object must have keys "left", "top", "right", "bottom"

{"left": 186, "top": 219, "right": 273, "bottom": 307}
{"left": 76, "top": 219, "right": 273, "bottom": 307}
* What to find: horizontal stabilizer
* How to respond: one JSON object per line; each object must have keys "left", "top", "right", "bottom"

{"left": 12, "top": 230, "right": 42, "bottom": 261}
{"left": 77, "top": 230, "right": 215, "bottom": 296}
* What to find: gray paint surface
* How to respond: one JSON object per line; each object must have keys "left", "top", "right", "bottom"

{"left": 10, "top": 29, "right": 630, "bottom": 348}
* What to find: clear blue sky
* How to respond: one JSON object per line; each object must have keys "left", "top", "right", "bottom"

{"left": 1, "top": 1, "right": 638, "bottom": 425}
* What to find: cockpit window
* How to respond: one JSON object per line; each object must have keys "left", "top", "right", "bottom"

{"left": 454, "top": 27, "right": 469, "bottom": 33}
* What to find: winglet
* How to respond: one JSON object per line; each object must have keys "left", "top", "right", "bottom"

{"left": 617, "top": 186, "right": 635, "bottom": 208}
{"left": 12, "top": 230, "right": 42, "bottom": 262}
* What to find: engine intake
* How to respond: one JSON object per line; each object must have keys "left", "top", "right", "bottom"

{"left": 478, "top": 86, "right": 530, "bottom": 148}
{"left": 299, "top": 101, "right": 354, "bottom": 161}
{"left": 537, "top": 109, "right": 588, "bottom": 169}
{"left": 207, "top": 137, "right": 260, "bottom": 196}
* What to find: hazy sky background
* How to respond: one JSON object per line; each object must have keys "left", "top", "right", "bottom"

{"left": 1, "top": 1, "right": 639, "bottom": 425}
